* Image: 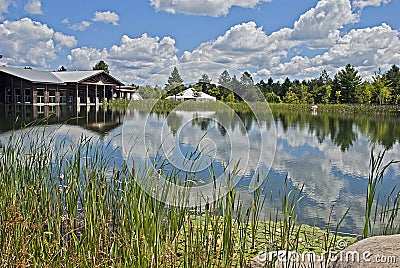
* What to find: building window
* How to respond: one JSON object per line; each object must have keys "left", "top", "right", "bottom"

{"left": 60, "top": 89, "right": 67, "bottom": 103}
{"left": 37, "top": 88, "right": 44, "bottom": 104}
{"left": 49, "top": 89, "right": 56, "bottom": 103}
{"left": 68, "top": 90, "right": 74, "bottom": 103}
{"left": 6, "top": 88, "right": 11, "bottom": 103}
{"left": 25, "top": 88, "right": 31, "bottom": 103}
{"left": 15, "top": 88, "right": 21, "bottom": 103}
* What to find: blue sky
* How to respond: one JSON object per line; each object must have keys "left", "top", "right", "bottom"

{"left": 0, "top": 0, "right": 399, "bottom": 84}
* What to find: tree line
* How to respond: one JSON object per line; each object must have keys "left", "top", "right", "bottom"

{"left": 140, "top": 64, "right": 400, "bottom": 104}
{"left": 257, "top": 64, "right": 400, "bottom": 105}
{"left": 87, "top": 61, "right": 400, "bottom": 105}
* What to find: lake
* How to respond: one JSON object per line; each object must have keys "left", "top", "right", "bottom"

{"left": 1, "top": 103, "right": 399, "bottom": 234}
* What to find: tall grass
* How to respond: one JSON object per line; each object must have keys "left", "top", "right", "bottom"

{"left": 363, "top": 150, "right": 400, "bottom": 238}
{"left": 0, "top": 126, "right": 366, "bottom": 267}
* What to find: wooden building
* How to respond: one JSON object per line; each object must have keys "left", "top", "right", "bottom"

{"left": 0, "top": 66, "right": 125, "bottom": 106}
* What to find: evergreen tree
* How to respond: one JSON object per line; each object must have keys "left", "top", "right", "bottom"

{"left": 199, "top": 73, "right": 211, "bottom": 84}
{"left": 320, "top": 69, "right": 331, "bottom": 84}
{"left": 240, "top": 72, "right": 265, "bottom": 101}
{"left": 256, "top": 80, "right": 269, "bottom": 95}
{"left": 218, "top": 70, "right": 231, "bottom": 87}
{"left": 230, "top": 75, "right": 243, "bottom": 100}
{"left": 240, "top": 71, "right": 254, "bottom": 87}
{"left": 384, "top": 65, "right": 400, "bottom": 103}
{"left": 197, "top": 74, "right": 213, "bottom": 94}
{"left": 167, "top": 66, "right": 183, "bottom": 85}
{"left": 271, "top": 80, "right": 282, "bottom": 96}
{"left": 218, "top": 70, "right": 232, "bottom": 98}
{"left": 336, "top": 64, "right": 361, "bottom": 103}
{"left": 330, "top": 74, "right": 340, "bottom": 103}
{"left": 239, "top": 71, "right": 256, "bottom": 101}
{"left": 277, "top": 77, "right": 292, "bottom": 99}
{"left": 93, "top": 60, "right": 109, "bottom": 74}
{"left": 308, "top": 79, "right": 323, "bottom": 103}
{"left": 165, "top": 67, "right": 184, "bottom": 98}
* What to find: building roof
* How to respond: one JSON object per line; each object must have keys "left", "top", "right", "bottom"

{"left": 0, "top": 66, "right": 124, "bottom": 86}
{"left": 52, "top": 70, "right": 124, "bottom": 85}
{"left": 0, "top": 66, "right": 63, "bottom": 84}
{"left": 52, "top": 70, "right": 103, "bottom": 83}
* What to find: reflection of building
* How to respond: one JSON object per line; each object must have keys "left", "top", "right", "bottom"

{"left": 0, "top": 104, "right": 125, "bottom": 134}
{"left": 0, "top": 66, "right": 125, "bottom": 106}
{"left": 166, "top": 88, "right": 216, "bottom": 102}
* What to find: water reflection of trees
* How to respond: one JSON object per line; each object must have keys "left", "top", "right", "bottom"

{"left": 158, "top": 108, "right": 400, "bottom": 151}
{"left": 236, "top": 112, "right": 254, "bottom": 134}
{"left": 330, "top": 118, "right": 357, "bottom": 151}
{"left": 191, "top": 116, "right": 212, "bottom": 131}
{"left": 273, "top": 110, "right": 400, "bottom": 151}
{"left": 166, "top": 112, "right": 183, "bottom": 135}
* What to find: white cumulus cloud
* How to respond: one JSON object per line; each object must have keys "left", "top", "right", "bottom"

{"left": 13, "top": 0, "right": 396, "bottom": 84}
{"left": 0, "top": 18, "right": 77, "bottom": 67}
{"left": 0, "top": 0, "right": 11, "bottom": 20}
{"left": 149, "top": 0, "right": 271, "bottom": 17}
{"left": 180, "top": 21, "right": 292, "bottom": 70}
{"left": 92, "top": 11, "right": 119, "bottom": 26}
{"left": 68, "top": 47, "right": 108, "bottom": 70}
{"left": 292, "top": 0, "right": 358, "bottom": 48}
{"left": 257, "top": 23, "right": 400, "bottom": 80}
{"left": 180, "top": 0, "right": 400, "bottom": 82}
{"left": 181, "top": 0, "right": 361, "bottom": 73}
{"left": 68, "top": 33, "right": 179, "bottom": 84}
{"left": 352, "top": 0, "right": 391, "bottom": 9}
{"left": 24, "top": 0, "right": 43, "bottom": 15}
{"left": 70, "top": 20, "right": 91, "bottom": 31}
{"left": 54, "top": 31, "right": 78, "bottom": 48}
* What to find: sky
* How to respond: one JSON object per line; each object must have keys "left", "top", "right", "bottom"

{"left": 0, "top": 0, "right": 399, "bottom": 84}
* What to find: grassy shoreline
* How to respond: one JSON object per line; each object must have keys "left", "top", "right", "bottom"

{"left": 105, "top": 99, "right": 400, "bottom": 115}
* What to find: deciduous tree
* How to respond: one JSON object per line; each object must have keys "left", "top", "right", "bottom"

{"left": 372, "top": 74, "right": 392, "bottom": 105}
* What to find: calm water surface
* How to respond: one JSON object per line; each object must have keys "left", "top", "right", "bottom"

{"left": 1, "top": 104, "right": 400, "bottom": 234}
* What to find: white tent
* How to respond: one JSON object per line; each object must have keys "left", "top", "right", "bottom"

{"left": 166, "top": 88, "right": 216, "bottom": 102}
{"left": 196, "top": 93, "right": 216, "bottom": 102}
{"left": 131, "top": 92, "right": 143, "bottom": 100}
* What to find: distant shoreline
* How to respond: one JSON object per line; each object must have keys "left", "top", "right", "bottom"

{"left": 106, "top": 99, "right": 400, "bottom": 115}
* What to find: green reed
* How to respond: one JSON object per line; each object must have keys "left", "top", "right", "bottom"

{"left": 363, "top": 150, "right": 400, "bottom": 238}
{"left": 0, "top": 126, "right": 363, "bottom": 267}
